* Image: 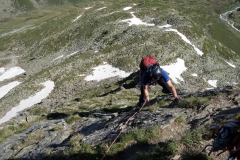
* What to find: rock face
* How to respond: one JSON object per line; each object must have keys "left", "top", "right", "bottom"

{"left": 0, "top": 120, "right": 70, "bottom": 159}
{"left": 0, "top": 1, "right": 19, "bottom": 20}
{"left": 0, "top": 106, "right": 186, "bottom": 159}
{"left": 0, "top": 87, "right": 239, "bottom": 160}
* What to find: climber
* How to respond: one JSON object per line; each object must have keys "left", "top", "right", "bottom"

{"left": 138, "top": 56, "right": 181, "bottom": 107}
{"left": 202, "top": 118, "right": 240, "bottom": 160}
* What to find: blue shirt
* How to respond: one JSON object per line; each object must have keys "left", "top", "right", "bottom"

{"left": 141, "top": 68, "right": 170, "bottom": 86}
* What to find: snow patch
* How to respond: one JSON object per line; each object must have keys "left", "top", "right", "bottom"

{"left": 52, "top": 55, "right": 64, "bottom": 62}
{"left": 85, "top": 7, "right": 92, "bottom": 10}
{"left": 84, "top": 62, "right": 131, "bottom": 82}
{"left": 0, "top": 81, "right": 21, "bottom": 99}
{"left": 119, "top": 12, "right": 155, "bottom": 26}
{"left": 123, "top": 7, "right": 132, "bottom": 11}
{"left": 97, "top": 7, "right": 107, "bottom": 11}
{"left": 224, "top": 60, "right": 236, "bottom": 68}
{"left": 191, "top": 73, "right": 198, "bottom": 77}
{"left": 158, "top": 24, "right": 172, "bottom": 29}
{"left": 208, "top": 80, "right": 217, "bottom": 88}
{"left": 165, "top": 28, "right": 204, "bottom": 56}
{"left": 66, "top": 51, "right": 79, "bottom": 58}
{"left": 73, "top": 15, "right": 82, "bottom": 22}
{"left": 0, "top": 81, "right": 55, "bottom": 125}
{"left": 161, "top": 58, "right": 187, "bottom": 84}
{"left": 0, "top": 67, "right": 25, "bottom": 81}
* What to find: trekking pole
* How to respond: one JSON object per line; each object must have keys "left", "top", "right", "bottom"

{"left": 100, "top": 101, "right": 146, "bottom": 160}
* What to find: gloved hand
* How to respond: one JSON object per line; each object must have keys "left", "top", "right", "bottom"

{"left": 173, "top": 96, "right": 181, "bottom": 103}
{"left": 146, "top": 101, "right": 152, "bottom": 106}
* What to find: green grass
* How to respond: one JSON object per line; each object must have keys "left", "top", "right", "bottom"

{"left": 210, "top": 22, "right": 240, "bottom": 57}
{"left": 56, "top": 127, "right": 208, "bottom": 160}
{"left": 63, "top": 133, "right": 96, "bottom": 156}
{"left": 78, "top": 86, "right": 138, "bottom": 111}
{"left": 65, "top": 114, "right": 81, "bottom": 124}
{"left": 43, "top": 149, "right": 53, "bottom": 158}
{"left": 13, "top": 0, "right": 34, "bottom": 11}
{"left": 0, "top": 5, "right": 78, "bottom": 34}
{"left": 143, "top": 98, "right": 167, "bottom": 112}
{"left": 181, "top": 150, "right": 212, "bottom": 160}
{"left": 180, "top": 129, "right": 204, "bottom": 145}
{"left": 45, "top": 0, "right": 66, "bottom": 5}
{"left": 1, "top": 0, "right": 239, "bottom": 62}
{"left": 176, "top": 115, "right": 185, "bottom": 123}
{"left": 175, "top": 96, "right": 210, "bottom": 109}
{"left": 134, "top": 140, "right": 178, "bottom": 160}
{"left": 125, "top": 126, "right": 161, "bottom": 144}
{"left": 114, "top": 56, "right": 135, "bottom": 71}
{"left": 0, "top": 117, "right": 44, "bottom": 144}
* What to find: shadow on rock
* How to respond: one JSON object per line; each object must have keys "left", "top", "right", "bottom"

{"left": 98, "top": 87, "right": 121, "bottom": 97}
{"left": 47, "top": 112, "right": 68, "bottom": 120}
{"left": 118, "top": 71, "right": 140, "bottom": 89}
{"left": 212, "top": 107, "right": 240, "bottom": 123}
{"left": 102, "top": 106, "right": 134, "bottom": 113}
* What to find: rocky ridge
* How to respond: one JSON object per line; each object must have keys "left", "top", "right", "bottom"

{"left": 0, "top": 86, "right": 240, "bottom": 160}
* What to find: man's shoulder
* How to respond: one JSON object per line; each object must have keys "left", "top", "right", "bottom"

{"left": 160, "top": 68, "right": 170, "bottom": 81}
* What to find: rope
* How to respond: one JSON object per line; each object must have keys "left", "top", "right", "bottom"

{"left": 100, "top": 101, "right": 146, "bottom": 160}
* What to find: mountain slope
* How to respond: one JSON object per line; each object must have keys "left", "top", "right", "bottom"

{"left": 0, "top": 0, "right": 240, "bottom": 159}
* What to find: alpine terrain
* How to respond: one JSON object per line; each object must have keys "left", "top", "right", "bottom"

{"left": 0, "top": 0, "right": 240, "bottom": 160}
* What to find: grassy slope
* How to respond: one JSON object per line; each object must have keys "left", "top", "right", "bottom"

{"left": 0, "top": 0, "right": 239, "bottom": 126}
{"left": 0, "top": 0, "right": 240, "bottom": 159}
{"left": 1, "top": 0, "right": 240, "bottom": 57}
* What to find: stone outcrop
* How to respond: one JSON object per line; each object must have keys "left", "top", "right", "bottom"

{"left": 0, "top": 87, "right": 239, "bottom": 160}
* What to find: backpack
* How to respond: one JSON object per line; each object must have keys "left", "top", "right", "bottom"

{"left": 139, "top": 56, "right": 159, "bottom": 71}
{"left": 202, "top": 118, "right": 240, "bottom": 159}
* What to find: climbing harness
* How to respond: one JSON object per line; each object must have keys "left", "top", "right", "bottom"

{"left": 100, "top": 101, "right": 146, "bottom": 160}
